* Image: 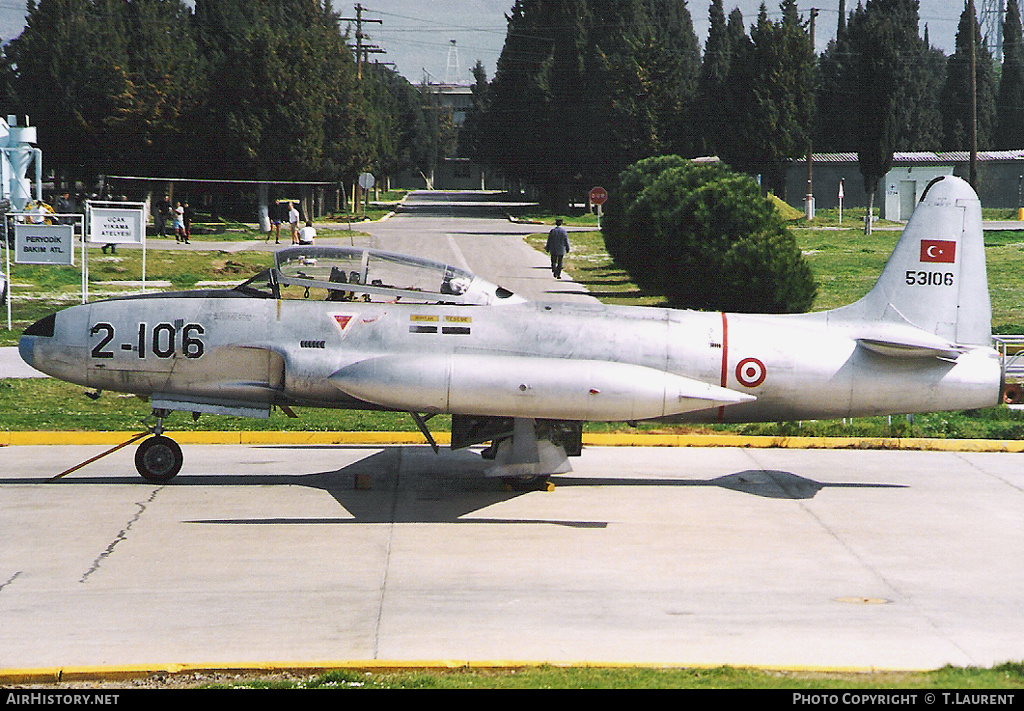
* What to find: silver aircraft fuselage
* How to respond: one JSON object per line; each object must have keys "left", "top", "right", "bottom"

{"left": 17, "top": 175, "right": 1005, "bottom": 481}
{"left": 20, "top": 292, "right": 1000, "bottom": 425}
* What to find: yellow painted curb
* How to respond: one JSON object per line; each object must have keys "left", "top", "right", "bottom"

{"left": 2, "top": 430, "right": 1024, "bottom": 452}
{"left": 0, "top": 431, "right": 451, "bottom": 447}
{"left": 582, "top": 432, "right": 1024, "bottom": 453}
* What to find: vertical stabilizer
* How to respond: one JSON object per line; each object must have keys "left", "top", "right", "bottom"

{"left": 830, "top": 175, "right": 991, "bottom": 347}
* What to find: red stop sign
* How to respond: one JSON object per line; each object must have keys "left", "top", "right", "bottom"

{"left": 589, "top": 187, "right": 607, "bottom": 206}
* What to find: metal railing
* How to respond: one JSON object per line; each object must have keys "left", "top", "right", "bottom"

{"left": 994, "top": 335, "right": 1024, "bottom": 381}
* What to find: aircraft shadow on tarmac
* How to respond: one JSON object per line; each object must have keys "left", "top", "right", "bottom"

{"left": 5, "top": 447, "right": 905, "bottom": 526}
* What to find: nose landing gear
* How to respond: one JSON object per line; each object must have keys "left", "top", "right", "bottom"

{"left": 135, "top": 434, "right": 183, "bottom": 483}
{"left": 135, "top": 409, "right": 183, "bottom": 483}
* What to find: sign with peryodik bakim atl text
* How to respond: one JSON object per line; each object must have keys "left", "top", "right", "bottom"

{"left": 14, "top": 224, "right": 74, "bottom": 265}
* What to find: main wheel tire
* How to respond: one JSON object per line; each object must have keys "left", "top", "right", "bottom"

{"left": 135, "top": 435, "right": 183, "bottom": 483}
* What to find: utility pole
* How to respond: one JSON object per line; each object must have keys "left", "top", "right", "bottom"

{"left": 342, "top": 3, "right": 383, "bottom": 81}
{"left": 805, "top": 8, "right": 818, "bottom": 221}
{"left": 970, "top": 0, "right": 979, "bottom": 189}
{"left": 341, "top": 4, "right": 384, "bottom": 213}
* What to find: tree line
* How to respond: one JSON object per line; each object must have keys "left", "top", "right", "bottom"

{"left": 0, "top": 0, "right": 447, "bottom": 201}
{"left": 461, "top": 0, "right": 1024, "bottom": 211}
{"left": 2, "top": 0, "right": 1022, "bottom": 220}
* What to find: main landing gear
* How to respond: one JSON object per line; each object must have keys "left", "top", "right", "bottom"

{"left": 135, "top": 409, "right": 183, "bottom": 483}
{"left": 452, "top": 415, "right": 582, "bottom": 490}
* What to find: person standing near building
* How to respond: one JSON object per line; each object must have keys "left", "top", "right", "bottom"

{"left": 545, "top": 218, "right": 570, "bottom": 279}
{"left": 174, "top": 202, "right": 186, "bottom": 243}
{"left": 182, "top": 201, "right": 194, "bottom": 244}
{"left": 288, "top": 202, "right": 300, "bottom": 244}
{"left": 155, "top": 195, "right": 170, "bottom": 237}
{"left": 267, "top": 200, "right": 282, "bottom": 243}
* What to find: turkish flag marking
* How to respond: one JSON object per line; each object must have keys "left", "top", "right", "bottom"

{"left": 920, "top": 240, "right": 956, "bottom": 263}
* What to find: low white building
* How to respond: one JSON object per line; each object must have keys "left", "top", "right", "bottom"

{"left": 786, "top": 150, "right": 1024, "bottom": 219}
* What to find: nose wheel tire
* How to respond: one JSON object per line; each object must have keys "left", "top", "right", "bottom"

{"left": 135, "top": 435, "right": 183, "bottom": 483}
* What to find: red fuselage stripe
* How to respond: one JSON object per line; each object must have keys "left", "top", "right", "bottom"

{"left": 718, "top": 312, "right": 729, "bottom": 421}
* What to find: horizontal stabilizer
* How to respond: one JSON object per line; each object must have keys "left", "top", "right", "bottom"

{"left": 856, "top": 334, "right": 964, "bottom": 359}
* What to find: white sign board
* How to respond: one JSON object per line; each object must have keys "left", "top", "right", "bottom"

{"left": 89, "top": 207, "right": 144, "bottom": 244}
{"left": 15, "top": 224, "right": 75, "bottom": 265}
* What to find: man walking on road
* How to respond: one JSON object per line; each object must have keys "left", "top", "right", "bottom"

{"left": 545, "top": 218, "right": 570, "bottom": 279}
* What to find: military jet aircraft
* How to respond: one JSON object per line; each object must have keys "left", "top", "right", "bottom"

{"left": 19, "top": 175, "right": 1002, "bottom": 484}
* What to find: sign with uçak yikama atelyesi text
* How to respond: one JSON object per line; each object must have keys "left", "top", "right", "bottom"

{"left": 14, "top": 224, "right": 74, "bottom": 265}
{"left": 89, "top": 207, "right": 144, "bottom": 244}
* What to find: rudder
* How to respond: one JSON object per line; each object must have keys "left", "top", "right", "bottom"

{"left": 831, "top": 175, "right": 991, "bottom": 347}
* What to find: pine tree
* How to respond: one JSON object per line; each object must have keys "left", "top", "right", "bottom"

{"left": 192, "top": 0, "right": 365, "bottom": 183}
{"left": 604, "top": 156, "right": 816, "bottom": 313}
{"left": 6, "top": 0, "right": 133, "bottom": 183}
{"left": 108, "top": 0, "right": 205, "bottom": 177}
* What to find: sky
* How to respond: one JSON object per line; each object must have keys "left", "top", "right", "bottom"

{"left": 0, "top": 1, "right": 992, "bottom": 84}
{"left": 343, "top": 0, "right": 973, "bottom": 83}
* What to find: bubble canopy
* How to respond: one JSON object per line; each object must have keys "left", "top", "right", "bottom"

{"left": 235, "top": 246, "right": 523, "bottom": 305}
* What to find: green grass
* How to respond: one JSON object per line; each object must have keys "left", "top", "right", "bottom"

{"left": 5, "top": 376, "right": 1024, "bottom": 438}
{"left": 146, "top": 662, "right": 1024, "bottom": 689}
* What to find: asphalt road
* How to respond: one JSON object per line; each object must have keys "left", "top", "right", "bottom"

{"left": 2, "top": 442, "right": 1023, "bottom": 672}
{"left": 362, "top": 191, "right": 597, "bottom": 303}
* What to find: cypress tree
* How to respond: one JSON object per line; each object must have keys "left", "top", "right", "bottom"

{"left": 718, "top": 1, "right": 815, "bottom": 198}
{"left": 995, "top": 0, "right": 1024, "bottom": 149}
{"left": 695, "top": 0, "right": 731, "bottom": 156}
{"left": 940, "top": 2, "right": 996, "bottom": 151}
{"left": 479, "top": 0, "right": 552, "bottom": 192}
{"left": 846, "top": 0, "right": 912, "bottom": 233}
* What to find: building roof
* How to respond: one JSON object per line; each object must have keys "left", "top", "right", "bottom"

{"left": 797, "top": 150, "right": 1024, "bottom": 164}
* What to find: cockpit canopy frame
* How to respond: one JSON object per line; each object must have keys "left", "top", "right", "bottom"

{"left": 235, "top": 246, "right": 521, "bottom": 305}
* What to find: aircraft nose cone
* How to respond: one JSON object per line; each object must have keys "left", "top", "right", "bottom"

{"left": 18, "top": 334, "right": 35, "bottom": 369}
{"left": 19, "top": 313, "right": 55, "bottom": 370}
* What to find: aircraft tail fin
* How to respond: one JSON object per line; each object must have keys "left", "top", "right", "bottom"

{"left": 830, "top": 175, "right": 991, "bottom": 348}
